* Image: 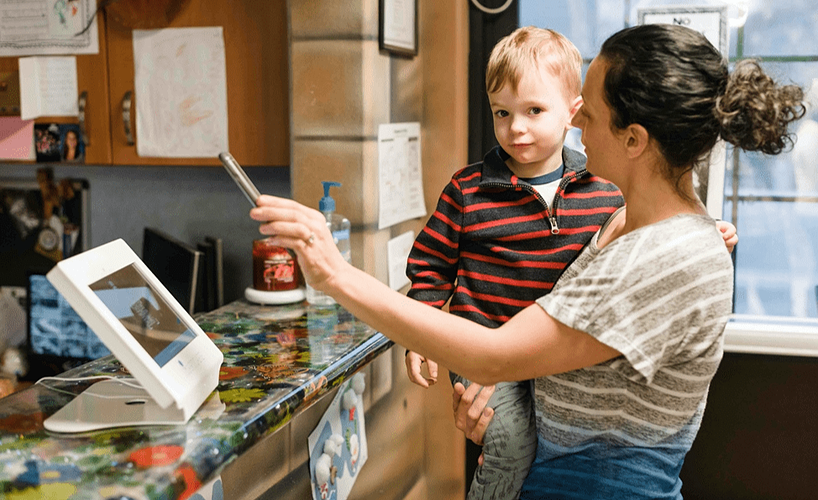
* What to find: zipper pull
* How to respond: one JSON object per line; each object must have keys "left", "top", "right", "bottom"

{"left": 549, "top": 216, "right": 560, "bottom": 235}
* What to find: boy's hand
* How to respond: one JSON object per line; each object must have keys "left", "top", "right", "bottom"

{"left": 404, "top": 351, "right": 438, "bottom": 388}
{"left": 716, "top": 219, "right": 739, "bottom": 253}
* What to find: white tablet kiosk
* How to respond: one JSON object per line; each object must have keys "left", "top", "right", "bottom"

{"left": 43, "top": 239, "right": 223, "bottom": 433}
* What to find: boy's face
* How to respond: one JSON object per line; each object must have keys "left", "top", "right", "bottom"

{"left": 489, "top": 66, "right": 581, "bottom": 177}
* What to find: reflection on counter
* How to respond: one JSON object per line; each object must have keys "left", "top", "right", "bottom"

{"left": 0, "top": 300, "right": 391, "bottom": 500}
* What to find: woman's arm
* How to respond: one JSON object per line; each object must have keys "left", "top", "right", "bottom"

{"left": 250, "top": 195, "right": 620, "bottom": 385}
{"left": 326, "top": 261, "right": 619, "bottom": 384}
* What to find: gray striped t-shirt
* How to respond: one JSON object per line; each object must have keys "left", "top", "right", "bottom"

{"left": 524, "top": 210, "right": 734, "bottom": 499}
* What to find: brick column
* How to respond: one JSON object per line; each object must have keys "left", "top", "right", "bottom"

{"left": 289, "top": 0, "right": 396, "bottom": 281}
{"left": 287, "top": 3, "right": 468, "bottom": 498}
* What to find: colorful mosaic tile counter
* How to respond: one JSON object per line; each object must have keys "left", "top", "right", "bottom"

{"left": 0, "top": 300, "right": 391, "bottom": 500}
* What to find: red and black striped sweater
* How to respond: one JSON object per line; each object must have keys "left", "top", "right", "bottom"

{"left": 406, "top": 145, "right": 624, "bottom": 328}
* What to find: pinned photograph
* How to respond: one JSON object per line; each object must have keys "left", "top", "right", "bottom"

{"left": 34, "top": 123, "right": 61, "bottom": 162}
{"left": 59, "top": 124, "right": 84, "bottom": 163}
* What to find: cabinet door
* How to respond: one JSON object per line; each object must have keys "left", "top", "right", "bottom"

{"left": 0, "top": 13, "right": 112, "bottom": 165}
{"left": 105, "top": 0, "right": 289, "bottom": 166}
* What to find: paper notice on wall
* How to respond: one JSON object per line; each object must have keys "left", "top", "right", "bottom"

{"left": 0, "top": 117, "right": 35, "bottom": 160}
{"left": 0, "top": 0, "right": 99, "bottom": 56}
{"left": 637, "top": 6, "right": 727, "bottom": 55}
{"left": 377, "top": 122, "right": 425, "bottom": 229}
{"left": 19, "top": 57, "right": 79, "bottom": 120}
{"left": 132, "top": 27, "right": 228, "bottom": 158}
{"left": 387, "top": 230, "right": 414, "bottom": 291}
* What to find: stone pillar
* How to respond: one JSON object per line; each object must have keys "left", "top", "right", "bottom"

{"left": 289, "top": 0, "right": 391, "bottom": 280}
{"left": 288, "top": 2, "right": 468, "bottom": 498}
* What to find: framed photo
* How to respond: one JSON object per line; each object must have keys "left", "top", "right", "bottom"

{"left": 379, "top": 0, "right": 417, "bottom": 57}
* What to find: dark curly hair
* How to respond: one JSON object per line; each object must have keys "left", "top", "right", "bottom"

{"left": 598, "top": 24, "right": 805, "bottom": 194}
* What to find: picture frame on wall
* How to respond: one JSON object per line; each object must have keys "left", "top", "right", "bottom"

{"left": 379, "top": 0, "right": 418, "bottom": 57}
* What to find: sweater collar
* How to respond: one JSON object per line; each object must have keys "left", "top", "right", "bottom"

{"left": 480, "top": 145, "right": 586, "bottom": 186}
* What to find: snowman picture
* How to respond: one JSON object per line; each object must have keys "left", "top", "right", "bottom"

{"left": 310, "top": 421, "right": 344, "bottom": 500}
{"left": 339, "top": 372, "right": 366, "bottom": 475}
{"left": 308, "top": 372, "right": 368, "bottom": 500}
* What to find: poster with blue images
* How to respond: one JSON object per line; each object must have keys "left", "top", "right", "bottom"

{"left": 308, "top": 372, "right": 368, "bottom": 500}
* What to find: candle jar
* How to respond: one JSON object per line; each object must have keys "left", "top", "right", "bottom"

{"left": 252, "top": 238, "right": 300, "bottom": 291}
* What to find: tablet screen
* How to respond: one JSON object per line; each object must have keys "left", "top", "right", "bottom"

{"left": 89, "top": 264, "right": 196, "bottom": 367}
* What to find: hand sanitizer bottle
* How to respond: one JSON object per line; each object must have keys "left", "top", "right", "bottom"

{"left": 306, "top": 181, "right": 351, "bottom": 306}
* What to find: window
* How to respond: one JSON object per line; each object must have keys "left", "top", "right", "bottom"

{"left": 518, "top": 0, "right": 818, "bottom": 318}
{"left": 509, "top": 0, "right": 818, "bottom": 350}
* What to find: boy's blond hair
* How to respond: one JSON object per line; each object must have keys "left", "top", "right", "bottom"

{"left": 486, "top": 26, "right": 582, "bottom": 100}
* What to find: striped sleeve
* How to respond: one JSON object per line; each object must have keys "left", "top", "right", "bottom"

{"left": 537, "top": 215, "right": 734, "bottom": 384}
{"left": 405, "top": 174, "right": 466, "bottom": 308}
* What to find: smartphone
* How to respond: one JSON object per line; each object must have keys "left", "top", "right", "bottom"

{"left": 219, "top": 152, "right": 261, "bottom": 207}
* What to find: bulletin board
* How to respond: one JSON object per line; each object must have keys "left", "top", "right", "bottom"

{"left": 0, "top": 175, "right": 89, "bottom": 287}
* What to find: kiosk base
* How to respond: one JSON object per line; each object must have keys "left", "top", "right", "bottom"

{"left": 44, "top": 379, "right": 188, "bottom": 433}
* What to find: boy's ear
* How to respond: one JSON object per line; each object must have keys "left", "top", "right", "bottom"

{"left": 566, "top": 96, "right": 583, "bottom": 129}
{"left": 623, "top": 123, "right": 649, "bottom": 159}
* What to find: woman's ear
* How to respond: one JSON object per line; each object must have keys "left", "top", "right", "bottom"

{"left": 623, "top": 123, "right": 649, "bottom": 159}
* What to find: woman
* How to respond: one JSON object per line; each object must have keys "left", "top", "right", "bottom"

{"left": 250, "top": 24, "right": 804, "bottom": 499}
{"left": 62, "top": 129, "right": 82, "bottom": 162}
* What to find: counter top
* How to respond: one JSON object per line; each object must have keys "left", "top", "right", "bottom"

{"left": 0, "top": 300, "right": 391, "bottom": 500}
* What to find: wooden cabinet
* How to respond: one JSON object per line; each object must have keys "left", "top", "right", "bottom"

{"left": 0, "top": 12, "right": 113, "bottom": 165}
{"left": 105, "top": 0, "right": 289, "bottom": 166}
{"left": 0, "top": 0, "right": 289, "bottom": 167}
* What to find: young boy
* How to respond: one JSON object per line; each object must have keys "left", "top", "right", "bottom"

{"left": 404, "top": 26, "right": 622, "bottom": 500}
{"left": 406, "top": 26, "right": 738, "bottom": 499}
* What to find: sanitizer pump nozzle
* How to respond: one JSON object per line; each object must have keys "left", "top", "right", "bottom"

{"left": 306, "top": 181, "right": 351, "bottom": 306}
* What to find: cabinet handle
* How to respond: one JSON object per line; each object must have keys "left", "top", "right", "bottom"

{"left": 78, "top": 91, "right": 88, "bottom": 146}
{"left": 122, "top": 90, "right": 135, "bottom": 145}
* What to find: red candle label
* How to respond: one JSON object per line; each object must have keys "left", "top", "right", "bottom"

{"left": 252, "top": 240, "right": 299, "bottom": 291}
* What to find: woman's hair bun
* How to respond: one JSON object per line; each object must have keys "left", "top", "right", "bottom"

{"left": 716, "top": 60, "right": 806, "bottom": 155}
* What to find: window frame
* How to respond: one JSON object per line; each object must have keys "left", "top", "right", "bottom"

{"left": 723, "top": 24, "right": 818, "bottom": 354}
